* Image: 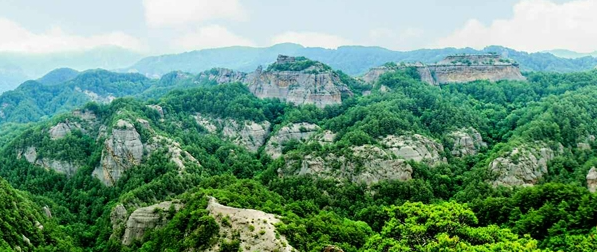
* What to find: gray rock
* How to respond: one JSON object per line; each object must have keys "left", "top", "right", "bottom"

{"left": 381, "top": 134, "right": 445, "bottom": 166}
{"left": 196, "top": 114, "right": 270, "bottom": 152}
{"left": 206, "top": 197, "right": 294, "bottom": 252}
{"left": 121, "top": 201, "right": 183, "bottom": 245}
{"left": 18, "top": 146, "right": 80, "bottom": 176}
{"left": 447, "top": 128, "right": 487, "bottom": 157}
{"left": 111, "top": 204, "right": 128, "bottom": 230}
{"left": 265, "top": 123, "right": 321, "bottom": 159}
{"left": 48, "top": 121, "right": 83, "bottom": 140}
{"left": 282, "top": 144, "right": 412, "bottom": 185}
{"left": 93, "top": 120, "right": 144, "bottom": 186}
{"left": 489, "top": 144, "right": 556, "bottom": 187}
{"left": 587, "top": 167, "right": 597, "bottom": 193}
{"left": 43, "top": 206, "right": 52, "bottom": 218}
{"left": 197, "top": 68, "right": 247, "bottom": 84}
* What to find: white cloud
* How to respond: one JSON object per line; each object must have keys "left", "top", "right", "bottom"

{"left": 173, "top": 25, "right": 255, "bottom": 51}
{"left": 0, "top": 17, "right": 144, "bottom": 53}
{"left": 143, "top": 0, "right": 247, "bottom": 27}
{"left": 271, "top": 31, "right": 352, "bottom": 49}
{"left": 435, "top": 0, "right": 597, "bottom": 52}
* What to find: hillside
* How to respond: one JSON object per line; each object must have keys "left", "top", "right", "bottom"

{"left": 0, "top": 46, "right": 144, "bottom": 94}
{"left": 126, "top": 43, "right": 597, "bottom": 77}
{"left": 0, "top": 55, "right": 597, "bottom": 251}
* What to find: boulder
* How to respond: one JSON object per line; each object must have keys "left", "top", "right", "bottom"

{"left": 121, "top": 201, "right": 183, "bottom": 245}
{"left": 447, "top": 128, "right": 487, "bottom": 157}
{"left": 381, "top": 134, "right": 446, "bottom": 166}
{"left": 206, "top": 197, "right": 294, "bottom": 252}
{"left": 587, "top": 167, "right": 597, "bottom": 193}
{"left": 489, "top": 144, "right": 556, "bottom": 187}
{"left": 265, "top": 123, "right": 321, "bottom": 159}
{"left": 93, "top": 120, "right": 144, "bottom": 186}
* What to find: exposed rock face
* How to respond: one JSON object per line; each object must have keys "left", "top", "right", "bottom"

{"left": 282, "top": 144, "right": 413, "bottom": 185}
{"left": 17, "top": 146, "right": 80, "bottom": 176}
{"left": 75, "top": 87, "right": 116, "bottom": 103}
{"left": 447, "top": 128, "right": 487, "bottom": 157}
{"left": 72, "top": 109, "right": 97, "bottom": 122}
{"left": 93, "top": 120, "right": 144, "bottom": 186}
{"left": 380, "top": 134, "right": 446, "bottom": 166}
{"left": 245, "top": 55, "right": 353, "bottom": 108}
{"left": 110, "top": 204, "right": 128, "bottom": 230}
{"left": 198, "top": 68, "right": 247, "bottom": 84}
{"left": 206, "top": 197, "right": 294, "bottom": 252}
{"left": 322, "top": 245, "right": 345, "bottom": 252}
{"left": 145, "top": 136, "right": 201, "bottom": 171}
{"left": 48, "top": 121, "right": 83, "bottom": 140}
{"left": 587, "top": 167, "right": 597, "bottom": 193}
{"left": 265, "top": 123, "right": 321, "bottom": 159}
{"left": 121, "top": 201, "right": 183, "bottom": 245}
{"left": 362, "top": 54, "right": 525, "bottom": 85}
{"left": 195, "top": 114, "right": 271, "bottom": 152}
{"left": 489, "top": 144, "right": 557, "bottom": 187}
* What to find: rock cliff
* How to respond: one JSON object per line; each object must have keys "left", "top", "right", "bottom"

{"left": 447, "top": 128, "right": 487, "bottom": 157}
{"left": 195, "top": 114, "right": 270, "bottom": 152}
{"left": 380, "top": 134, "right": 446, "bottom": 166}
{"left": 488, "top": 143, "right": 559, "bottom": 187}
{"left": 121, "top": 201, "right": 183, "bottom": 245}
{"left": 206, "top": 197, "right": 294, "bottom": 252}
{"left": 196, "top": 55, "right": 353, "bottom": 108}
{"left": 93, "top": 120, "right": 144, "bottom": 186}
{"left": 17, "top": 146, "right": 80, "bottom": 176}
{"left": 282, "top": 144, "right": 413, "bottom": 185}
{"left": 265, "top": 122, "right": 321, "bottom": 159}
{"left": 362, "top": 54, "right": 526, "bottom": 85}
{"left": 587, "top": 167, "right": 597, "bottom": 193}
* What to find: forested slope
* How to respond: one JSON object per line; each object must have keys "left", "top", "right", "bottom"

{"left": 0, "top": 58, "right": 597, "bottom": 251}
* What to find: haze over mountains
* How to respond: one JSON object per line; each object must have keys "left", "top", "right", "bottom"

{"left": 2, "top": 43, "right": 597, "bottom": 94}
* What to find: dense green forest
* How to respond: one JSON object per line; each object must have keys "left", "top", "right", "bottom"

{"left": 1, "top": 58, "right": 597, "bottom": 251}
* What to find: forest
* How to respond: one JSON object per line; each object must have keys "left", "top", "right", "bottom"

{"left": 0, "top": 61, "right": 597, "bottom": 252}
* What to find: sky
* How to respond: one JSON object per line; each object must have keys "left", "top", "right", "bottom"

{"left": 0, "top": 0, "right": 593, "bottom": 55}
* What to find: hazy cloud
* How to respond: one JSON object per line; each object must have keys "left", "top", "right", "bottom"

{"left": 143, "top": 0, "right": 247, "bottom": 27}
{"left": 368, "top": 27, "right": 424, "bottom": 50}
{"left": 271, "top": 31, "right": 353, "bottom": 49}
{"left": 174, "top": 25, "right": 255, "bottom": 51}
{"left": 0, "top": 17, "right": 144, "bottom": 53}
{"left": 436, "top": 0, "right": 597, "bottom": 52}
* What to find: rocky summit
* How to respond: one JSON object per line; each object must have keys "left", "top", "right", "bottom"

{"left": 362, "top": 54, "right": 526, "bottom": 85}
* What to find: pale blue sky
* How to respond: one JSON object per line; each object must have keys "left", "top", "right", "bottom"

{"left": 0, "top": 0, "right": 591, "bottom": 54}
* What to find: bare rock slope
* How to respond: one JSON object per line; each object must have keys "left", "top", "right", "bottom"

{"left": 206, "top": 197, "right": 294, "bottom": 252}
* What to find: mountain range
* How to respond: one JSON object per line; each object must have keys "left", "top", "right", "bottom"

{"left": 2, "top": 43, "right": 597, "bottom": 95}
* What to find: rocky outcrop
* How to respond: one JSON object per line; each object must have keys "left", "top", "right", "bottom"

{"left": 265, "top": 123, "right": 321, "bottom": 159}
{"left": 245, "top": 55, "right": 353, "bottom": 108}
{"left": 146, "top": 105, "right": 164, "bottom": 118}
{"left": 380, "top": 134, "right": 446, "bottom": 166}
{"left": 48, "top": 121, "right": 84, "bottom": 140}
{"left": 75, "top": 87, "right": 116, "bottom": 103}
{"left": 323, "top": 245, "right": 345, "bottom": 252}
{"left": 93, "top": 120, "right": 144, "bottom": 186}
{"left": 587, "top": 167, "right": 597, "bottom": 193}
{"left": 145, "top": 135, "right": 201, "bottom": 171}
{"left": 198, "top": 68, "right": 247, "bottom": 84}
{"left": 282, "top": 144, "right": 413, "bottom": 185}
{"left": 489, "top": 144, "right": 557, "bottom": 187}
{"left": 362, "top": 54, "right": 525, "bottom": 85}
{"left": 17, "top": 146, "right": 80, "bottom": 176}
{"left": 206, "top": 197, "right": 294, "bottom": 252}
{"left": 195, "top": 114, "right": 270, "bottom": 152}
{"left": 121, "top": 201, "right": 183, "bottom": 245}
{"left": 447, "top": 128, "right": 487, "bottom": 157}
{"left": 110, "top": 204, "right": 128, "bottom": 230}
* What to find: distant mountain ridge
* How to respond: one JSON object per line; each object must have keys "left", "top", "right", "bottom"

{"left": 126, "top": 43, "right": 597, "bottom": 77}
